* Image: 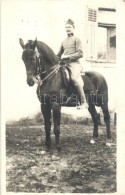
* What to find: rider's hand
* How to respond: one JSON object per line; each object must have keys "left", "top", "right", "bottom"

{"left": 61, "top": 54, "right": 70, "bottom": 59}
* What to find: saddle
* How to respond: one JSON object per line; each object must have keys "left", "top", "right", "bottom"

{"left": 37, "top": 59, "right": 95, "bottom": 105}
{"left": 59, "top": 59, "right": 94, "bottom": 92}
{"left": 59, "top": 59, "right": 70, "bottom": 87}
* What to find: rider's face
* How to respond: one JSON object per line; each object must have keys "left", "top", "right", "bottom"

{"left": 65, "top": 24, "right": 74, "bottom": 35}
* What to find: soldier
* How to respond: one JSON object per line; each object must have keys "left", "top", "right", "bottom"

{"left": 57, "top": 19, "right": 88, "bottom": 109}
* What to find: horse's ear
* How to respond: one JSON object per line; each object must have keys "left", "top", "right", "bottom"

{"left": 19, "top": 38, "right": 25, "bottom": 49}
{"left": 33, "top": 37, "right": 37, "bottom": 48}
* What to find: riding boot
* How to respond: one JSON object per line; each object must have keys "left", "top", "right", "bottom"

{"left": 74, "top": 84, "right": 88, "bottom": 109}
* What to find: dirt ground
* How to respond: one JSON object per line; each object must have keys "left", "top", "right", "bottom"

{"left": 6, "top": 122, "right": 116, "bottom": 193}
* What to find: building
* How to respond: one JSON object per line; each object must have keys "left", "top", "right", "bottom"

{"left": 83, "top": 1, "right": 116, "bottom": 114}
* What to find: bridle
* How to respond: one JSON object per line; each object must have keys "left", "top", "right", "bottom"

{"left": 34, "top": 47, "right": 61, "bottom": 86}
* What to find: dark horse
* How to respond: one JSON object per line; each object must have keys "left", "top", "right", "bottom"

{"left": 19, "top": 38, "right": 111, "bottom": 150}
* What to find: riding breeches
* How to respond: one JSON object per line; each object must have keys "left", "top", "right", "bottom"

{"left": 68, "top": 62, "right": 86, "bottom": 104}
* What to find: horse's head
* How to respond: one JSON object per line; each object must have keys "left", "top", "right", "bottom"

{"left": 19, "top": 38, "right": 39, "bottom": 86}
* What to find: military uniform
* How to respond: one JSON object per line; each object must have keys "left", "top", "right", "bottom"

{"left": 57, "top": 33, "right": 87, "bottom": 106}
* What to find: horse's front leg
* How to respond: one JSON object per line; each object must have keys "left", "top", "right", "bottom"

{"left": 52, "top": 103, "right": 61, "bottom": 151}
{"left": 41, "top": 104, "right": 51, "bottom": 149}
{"left": 88, "top": 104, "right": 99, "bottom": 143}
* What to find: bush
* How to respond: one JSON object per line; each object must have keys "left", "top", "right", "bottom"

{"left": 35, "top": 112, "right": 44, "bottom": 124}
{"left": 17, "top": 117, "right": 36, "bottom": 126}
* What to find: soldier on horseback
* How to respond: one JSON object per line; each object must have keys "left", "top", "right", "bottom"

{"left": 57, "top": 19, "right": 88, "bottom": 109}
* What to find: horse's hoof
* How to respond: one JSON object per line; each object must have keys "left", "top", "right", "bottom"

{"left": 57, "top": 145, "right": 61, "bottom": 152}
{"left": 90, "top": 139, "right": 96, "bottom": 144}
{"left": 106, "top": 139, "right": 112, "bottom": 147}
{"left": 40, "top": 150, "right": 46, "bottom": 155}
{"left": 106, "top": 142, "right": 112, "bottom": 147}
{"left": 106, "top": 140, "right": 113, "bottom": 147}
{"left": 45, "top": 141, "right": 51, "bottom": 148}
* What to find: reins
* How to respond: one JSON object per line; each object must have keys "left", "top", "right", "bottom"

{"left": 34, "top": 47, "right": 69, "bottom": 86}
{"left": 36, "top": 64, "right": 60, "bottom": 86}
{"left": 35, "top": 49, "right": 60, "bottom": 86}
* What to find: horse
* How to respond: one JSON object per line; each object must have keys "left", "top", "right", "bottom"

{"left": 19, "top": 38, "right": 111, "bottom": 150}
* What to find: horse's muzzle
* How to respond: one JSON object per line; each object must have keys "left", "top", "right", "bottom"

{"left": 27, "top": 79, "right": 34, "bottom": 86}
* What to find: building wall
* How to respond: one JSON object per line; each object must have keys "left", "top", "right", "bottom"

{"left": 82, "top": 2, "right": 116, "bottom": 111}
{"left": 84, "top": 61, "right": 116, "bottom": 111}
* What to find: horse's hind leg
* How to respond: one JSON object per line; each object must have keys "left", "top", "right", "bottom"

{"left": 41, "top": 104, "right": 51, "bottom": 149}
{"left": 52, "top": 103, "right": 61, "bottom": 151}
{"left": 88, "top": 104, "right": 99, "bottom": 139}
{"left": 101, "top": 104, "right": 111, "bottom": 139}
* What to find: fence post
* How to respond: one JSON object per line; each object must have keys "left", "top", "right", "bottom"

{"left": 114, "top": 112, "right": 117, "bottom": 126}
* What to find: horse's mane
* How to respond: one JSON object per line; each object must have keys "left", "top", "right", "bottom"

{"left": 36, "top": 41, "right": 59, "bottom": 66}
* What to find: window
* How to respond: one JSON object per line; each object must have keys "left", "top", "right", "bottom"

{"left": 107, "top": 27, "right": 116, "bottom": 61}
{"left": 97, "top": 27, "right": 107, "bottom": 60}
{"left": 97, "top": 26, "right": 116, "bottom": 61}
{"left": 86, "top": 7, "right": 116, "bottom": 62}
{"left": 86, "top": 7, "right": 98, "bottom": 60}
{"left": 88, "top": 8, "right": 97, "bottom": 22}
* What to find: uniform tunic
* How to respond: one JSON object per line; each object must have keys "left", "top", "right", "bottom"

{"left": 57, "top": 35, "right": 83, "bottom": 80}
{"left": 57, "top": 35, "right": 83, "bottom": 62}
